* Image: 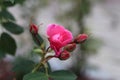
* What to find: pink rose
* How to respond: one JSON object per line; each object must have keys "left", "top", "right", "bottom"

{"left": 47, "top": 24, "right": 73, "bottom": 57}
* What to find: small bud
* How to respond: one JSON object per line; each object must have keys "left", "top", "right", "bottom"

{"left": 59, "top": 50, "right": 70, "bottom": 60}
{"left": 74, "top": 34, "right": 88, "bottom": 43}
{"left": 30, "top": 24, "right": 38, "bottom": 35}
{"left": 33, "top": 48, "right": 44, "bottom": 54}
{"left": 64, "top": 43, "right": 76, "bottom": 52}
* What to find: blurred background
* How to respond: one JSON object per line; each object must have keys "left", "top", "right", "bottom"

{"left": 0, "top": 0, "right": 120, "bottom": 80}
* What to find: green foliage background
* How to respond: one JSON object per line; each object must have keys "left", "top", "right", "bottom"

{"left": 0, "top": 0, "right": 24, "bottom": 59}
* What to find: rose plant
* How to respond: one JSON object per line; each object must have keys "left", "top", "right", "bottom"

{"left": 23, "top": 23, "right": 88, "bottom": 80}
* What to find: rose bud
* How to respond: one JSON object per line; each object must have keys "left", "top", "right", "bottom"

{"left": 30, "top": 23, "right": 38, "bottom": 35}
{"left": 64, "top": 43, "right": 76, "bottom": 52}
{"left": 59, "top": 50, "right": 70, "bottom": 60}
{"left": 74, "top": 34, "right": 88, "bottom": 43}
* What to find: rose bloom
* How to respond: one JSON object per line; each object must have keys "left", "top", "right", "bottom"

{"left": 47, "top": 24, "right": 73, "bottom": 57}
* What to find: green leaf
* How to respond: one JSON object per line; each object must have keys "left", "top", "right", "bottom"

{"left": 0, "top": 0, "right": 25, "bottom": 8}
{"left": 31, "top": 34, "right": 44, "bottom": 46}
{"left": 2, "top": 21, "right": 24, "bottom": 34}
{"left": 12, "top": 57, "right": 35, "bottom": 80}
{"left": 6, "top": 0, "right": 25, "bottom": 4}
{"left": 0, "top": 50, "right": 5, "bottom": 59}
{"left": 0, "top": 9, "right": 15, "bottom": 21}
{"left": 50, "top": 70, "right": 77, "bottom": 80}
{"left": 13, "top": 57, "right": 35, "bottom": 73}
{"left": 10, "top": 0, "right": 15, "bottom": 3}
{"left": 14, "top": 0, "right": 25, "bottom": 4}
{"left": 0, "top": 32, "right": 17, "bottom": 55}
{"left": 2, "top": 0, "right": 15, "bottom": 7}
{"left": 23, "top": 72, "right": 48, "bottom": 80}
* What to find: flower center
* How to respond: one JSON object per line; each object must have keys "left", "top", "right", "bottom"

{"left": 52, "top": 34, "right": 62, "bottom": 41}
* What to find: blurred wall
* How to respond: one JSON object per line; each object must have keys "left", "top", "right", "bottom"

{"left": 86, "top": 0, "right": 120, "bottom": 80}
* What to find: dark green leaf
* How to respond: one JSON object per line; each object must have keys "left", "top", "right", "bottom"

{"left": 13, "top": 57, "right": 35, "bottom": 73}
{"left": 2, "top": 21, "right": 24, "bottom": 34}
{"left": 0, "top": 50, "right": 5, "bottom": 59}
{"left": 0, "top": 9, "right": 15, "bottom": 21}
{"left": 0, "top": 32, "right": 17, "bottom": 55}
{"left": 12, "top": 57, "right": 35, "bottom": 80}
{"left": 31, "top": 34, "right": 44, "bottom": 46}
{"left": 0, "top": 0, "right": 25, "bottom": 8}
{"left": 6, "top": 0, "right": 25, "bottom": 4}
{"left": 50, "top": 70, "right": 77, "bottom": 80}
{"left": 14, "top": 0, "right": 25, "bottom": 4}
{"left": 2, "top": 0, "right": 15, "bottom": 7}
{"left": 10, "top": 0, "right": 15, "bottom": 3}
{"left": 23, "top": 72, "right": 48, "bottom": 80}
